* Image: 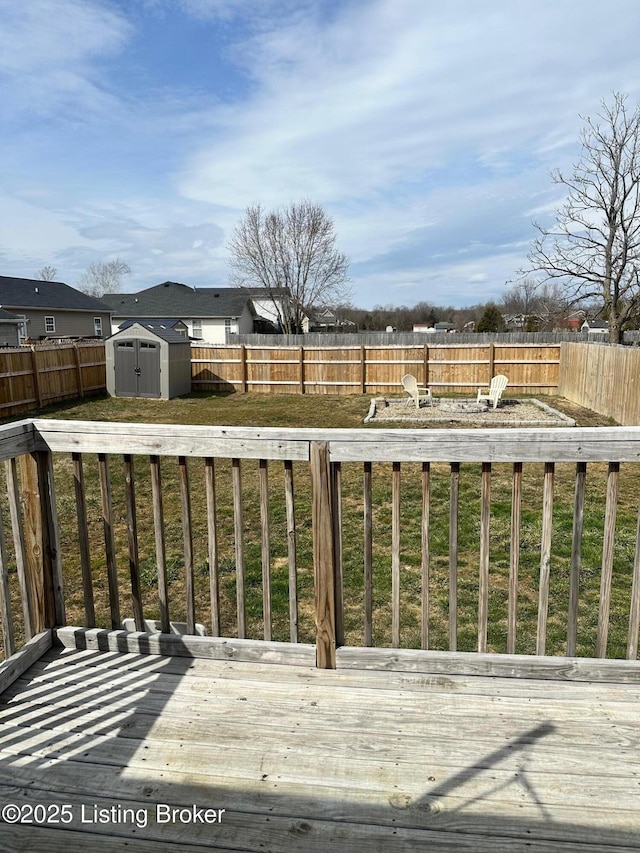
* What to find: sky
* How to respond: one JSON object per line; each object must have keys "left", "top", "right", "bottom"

{"left": 2, "top": 0, "right": 640, "bottom": 310}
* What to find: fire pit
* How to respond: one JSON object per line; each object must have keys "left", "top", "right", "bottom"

{"left": 436, "top": 399, "right": 488, "bottom": 414}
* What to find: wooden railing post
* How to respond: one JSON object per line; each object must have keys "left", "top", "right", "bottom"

{"left": 18, "top": 452, "right": 65, "bottom": 632}
{"left": 311, "top": 441, "right": 336, "bottom": 668}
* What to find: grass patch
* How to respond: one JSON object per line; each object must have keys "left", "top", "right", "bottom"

{"left": 14, "top": 390, "right": 635, "bottom": 660}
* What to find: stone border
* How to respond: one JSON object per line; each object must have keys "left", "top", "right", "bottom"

{"left": 364, "top": 397, "right": 576, "bottom": 427}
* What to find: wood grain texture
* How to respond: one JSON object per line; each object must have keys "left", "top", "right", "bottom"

{"left": 567, "top": 462, "right": 586, "bottom": 657}
{"left": 536, "top": 463, "right": 554, "bottom": 656}
{"left": 150, "top": 455, "right": 170, "bottom": 633}
{"left": 232, "top": 458, "right": 245, "bottom": 639}
{"left": 478, "top": 462, "right": 491, "bottom": 653}
{"left": 507, "top": 462, "right": 522, "bottom": 655}
{"left": 259, "top": 459, "right": 272, "bottom": 641}
{"left": 284, "top": 460, "right": 298, "bottom": 644}
{"left": 205, "top": 458, "right": 220, "bottom": 638}
{"left": 4, "top": 457, "right": 34, "bottom": 639}
{"left": 311, "top": 442, "right": 336, "bottom": 669}
{"left": 178, "top": 456, "right": 195, "bottom": 636}
{"left": 124, "top": 455, "right": 144, "bottom": 631}
{"left": 597, "top": 462, "right": 620, "bottom": 658}
{"left": 98, "top": 453, "right": 119, "bottom": 629}
{"left": 72, "top": 452, "right": 95, "bottom": 629}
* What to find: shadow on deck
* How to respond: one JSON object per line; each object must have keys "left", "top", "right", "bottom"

{"left": 0, "top": 631, "right": 638, "bottom": 852}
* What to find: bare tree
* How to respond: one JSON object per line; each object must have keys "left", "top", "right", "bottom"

{"left": 526, "top": 93, "right": 640, "bottom": 343}
{"left": 77, "top": 259, "right": 131, "bottom": 298}
{"left": 228, "top": 200, "right": 350, "bottom": 334}
{"left": 37, "top": 265, "right": 58, "bottom": 281}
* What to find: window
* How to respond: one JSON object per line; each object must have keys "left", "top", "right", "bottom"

{"left": 192, "top": 319, "right": 202, "bottom": 338}
{"left": 94, "top": 317, "right": 102, "bottom": 337}
{"left": 45, "top": 316, "right": 55, "bottom": 334}
{"left": 224, "top": 318, "right": 232, "bottom": 332}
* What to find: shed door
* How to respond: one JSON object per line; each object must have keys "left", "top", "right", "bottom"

{"left": 114, "top": 340, "right": 161, "bottom": 398}
{"left": 137, "top": 342, "right": 161, "bottom": 397}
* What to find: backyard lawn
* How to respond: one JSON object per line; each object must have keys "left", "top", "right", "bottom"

{"left": 9, "top": 391, "right": 635, "bottom": 659}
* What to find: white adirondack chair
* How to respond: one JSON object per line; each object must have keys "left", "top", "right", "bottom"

{"left": 402, "top": 374, "right": 432, "bottom": 410}
{"left": 477, "top": 374, "right": 509, "bottom": 409}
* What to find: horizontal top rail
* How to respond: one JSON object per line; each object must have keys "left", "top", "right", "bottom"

{"left": 22, "top": 419, "right": 640, "bottom": 463}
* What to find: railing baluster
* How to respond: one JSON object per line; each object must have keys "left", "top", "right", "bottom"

{"left": 392, "top": 461, "right": 401, "bottom": 648}
{"left": 124, "top": 455, "right": 144, "bottom": 631}
{"left": 627, "top": 500, "right": 640, "bottom": 660}
{"left": 71, "top": 452, "right": 95, "bottom": 628}
{"left": 507, "top": 462, "right": 522, "bottom": 655}
{"left": 597, "top": 461, "right": 619, "bottom": 658}
{"left": 536, "top": 462, "right": 554, "bottom": 655}
{"left": 205, "top": 458, "right": 220, "bottom": 638}
{"left": 449, "top": 462, "right": 460, "bottom": 652}
{"left": 310, "top": 441, "right": 336, "bottom": 669}
{"left": 178, "top": 456, "right": 195, "bottom": 636}
{"left": 0, "top": 505, "right": 14, "bottom": 658}
{"left": 232, "top": 458, "right": 245, "bottom": 638}
{"left": 363, "top": 461, "right": 373, "bottom": 647}
{"left": 284, "top": 460, "right": 298, "bottom": 644}
{"left": 5, "top": 458, "right": 34, "bottom": 639}
{"left": 150, "top": 456, "right": 170, "bottom": 633}
{"left": 421, "top": 461, "right": 430, "bottom": 651}
{"left": 259, "top": 459, "right": 272, "bottom": 641}
{"left": 567, "top": 461, "right": 587, "bottom": 656}
{"left": 331, "top": 461, "right": 344, "bottom": 648}
{"left": 478, "top": 461, "right": 491, "bottom": 653}
{"left": 98, "top": 453, "right": 119, "bottom": 629}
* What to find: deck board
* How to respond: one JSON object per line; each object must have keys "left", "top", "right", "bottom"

{"left": 0, "top": 646, "right": 638, "bottom": 851}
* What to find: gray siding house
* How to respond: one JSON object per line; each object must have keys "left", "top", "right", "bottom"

{"left": 103, "top": 281, "right": 257, "bottom": 344}
{"left": 0, "top": 276, "right": 112, "bottom": 341}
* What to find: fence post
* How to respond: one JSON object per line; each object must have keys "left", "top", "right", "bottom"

{"left": 310, "top": 441, "right": 336, "bottom": 668}
{"left": 73, "top": 344, "right": 85, "bottom": 398}
{"left": 18, "top": 451, "right": 65, "bottom": 632}
{"left": 299, "top": 346, "right": 305, "bottom": 394}
{"left": 360, "top": 345, "right": 366, "bottom": 394}
{"left": 240, "top": 345, "right": 247, "bottom": 393}
{"left": 29, "top": 346, "right": 42, "bottom": 409}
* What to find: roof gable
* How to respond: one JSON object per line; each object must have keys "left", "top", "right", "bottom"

{"left": 0, "top": 276, "right": 112, "bottom": 312}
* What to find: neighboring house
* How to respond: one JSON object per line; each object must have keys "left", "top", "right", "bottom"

{"left": 412, "top": 321, "right": 456, "bottom": 333}
{"left": 103, "top": 282, "right": 257, "bottom": 344}
{"left": 241, "top": 287, "right": 297, "bottom": 331}
{"left": 581, "top": 318, "right": 609, "bottom": 335}
{"left": 304, "top": 308, "right": 357, "bottom": 333}
{"left": 0, "top": 275, "right": 111, "bottom": 341}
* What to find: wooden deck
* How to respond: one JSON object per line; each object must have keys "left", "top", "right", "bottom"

{"left": 0, "top": 636, "right": 639, "bottom": 851}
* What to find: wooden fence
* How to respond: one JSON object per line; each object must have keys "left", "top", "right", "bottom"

{"left": 0, "top": 343, "right": 106, "bottom": 418}
{"left": 559, "top": 342, "right": 640, "bottom": 425}
{"left": 192, "top": 342, "right": 561, "bottom": 396}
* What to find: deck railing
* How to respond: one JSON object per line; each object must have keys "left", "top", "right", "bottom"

{"left": 1, "top": 419, "right": 640, "bottom": 670}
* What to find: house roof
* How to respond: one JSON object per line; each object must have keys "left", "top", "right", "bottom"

{"left": 103, "top": 282, "right": 257, "bottom": 318}
{"left": 0, "top": 276, "right": 112, "bottom": 312}
{"left": 111, "top": 322, "right": 189, "bottom": 344}
{"left": 583, "top": 318, "right": 609, "bottom": 329}
{"left": 0, "top": 308, "right": 22, "bottom": 323}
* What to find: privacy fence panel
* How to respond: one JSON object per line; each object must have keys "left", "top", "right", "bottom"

{"left": 559, "top": 342, "right": 640, "bottom": 425}
{"left": 191, "top": 342, "right": 562, "bottom": 396}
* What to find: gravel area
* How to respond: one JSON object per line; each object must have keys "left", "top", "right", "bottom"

{"left": 365, "top": 397, "right": 576, "bottom": 427}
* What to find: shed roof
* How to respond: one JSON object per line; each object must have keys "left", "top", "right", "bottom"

{"left": 111, "top": 321, "right": 189, "bottom": 344}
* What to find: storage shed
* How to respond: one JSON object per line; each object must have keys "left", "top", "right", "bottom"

{"left": 106, "top": 322, "right": 192, "bottom": 399}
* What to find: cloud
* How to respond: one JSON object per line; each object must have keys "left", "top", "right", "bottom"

{"left": 0, "top": 0, "right": 131, "bottom": 120}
